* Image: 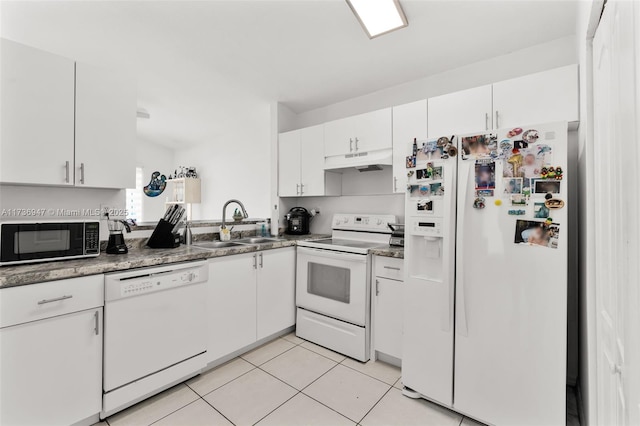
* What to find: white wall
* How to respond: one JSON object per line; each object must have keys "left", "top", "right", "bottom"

{"left": 175, "top": 103, "right": 272, "bottom": 221}
{"left": 295, "top": 36, "right": 577, "bottom": 128}
{"left": 0, "top": 185, "right": 124, "bottom": 240}
{"left": 136, "top": 137, "right": 175, "bottom": 223}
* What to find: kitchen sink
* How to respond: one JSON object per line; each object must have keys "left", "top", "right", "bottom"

{"left": 192, "top": 241, "right": 244, "bottom": 249}
{"left": 234, "top": 237, "right": 284, "bottom": 245}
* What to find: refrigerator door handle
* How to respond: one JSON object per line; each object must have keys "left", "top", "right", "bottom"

{"left": 457, "top": 160, "right": 470, "bottom": 337}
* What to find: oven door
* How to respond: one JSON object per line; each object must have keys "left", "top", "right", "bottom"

{"left": 296, "top": 247, "right": 369, "bottom": 326}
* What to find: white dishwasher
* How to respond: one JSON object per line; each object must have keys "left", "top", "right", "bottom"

{"left": 102, "top": 261, "right": 208, "bottom": 418}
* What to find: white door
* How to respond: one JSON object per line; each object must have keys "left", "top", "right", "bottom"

{"left": 75, "top": 62, "right": 136, "bottom": 189}
{"left": 0, "top": 309, "right": 102, "bottom": 426}
{"left": 257, "top": 247, "right": 296, "bottom": 340}
{"left": 324, "top": 116, "right": 354, "bottom": 157}
{"left": 493, "top": 65, "right": 579, "bottom": 129}
{"left": 296, "top": 247, "right": 368, "bottom": 326}
{"left": 299, "top": 125, "right": 325, "bottom": 196}
{"left": 0, "top": 39, "right": 75, "bottom": 186}
{"left": 354, "top": 108, "right": 392, "bottom": 153}
{"left": 593, "top": 1, "right": 640, "bottom": 423}
{"left": 373, "top": 277, "right": 403, "bottom": 360}
{"left": 207, "top": 254, "right": 257, "bottom": 362}
{"left": 278, "top": 130, "right": 301, "bottom": 196}
{"left": 427, "top": 85, "right": 492, "bottom": 137}
{"left": 392, "top": 100, "right": 428, "bottom": 193}
{"left": 454, "top": 124, "right": 568, "bottom": 426}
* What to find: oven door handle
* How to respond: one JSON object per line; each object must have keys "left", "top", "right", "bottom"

{"left": 297, "top": 246, "right": 367, "bottom": 263}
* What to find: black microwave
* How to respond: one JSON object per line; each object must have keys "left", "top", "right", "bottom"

{"left": 0, "top": 221, "right": 100, "bottom": 266}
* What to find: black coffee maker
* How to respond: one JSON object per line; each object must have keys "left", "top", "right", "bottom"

{"left": 285, "top": 207, "right": 311, "bottom": 235}
{"left": 107, "top": 219, "right": 131, "bottom": 254}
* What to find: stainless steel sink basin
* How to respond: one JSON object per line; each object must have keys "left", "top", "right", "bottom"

{"left": 234, "top": 237, "right": 283, "bottom": 245}
{"left": 192, "top": 241, "right": 244, "bottom": 249}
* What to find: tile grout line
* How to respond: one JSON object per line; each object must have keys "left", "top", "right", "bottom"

{"left": 338, "top": 361, "right": 401, "bottom": 388}
{"left": 146, "top": 397, "right": 204, "bottom": 426}
{"left": 200, "top": 394, "right": 238, "bottom": 426}
{"left": 356, "top": 383, "right": 394, "bottom": 425}
{"left": 191, "top": 363, "right": 258, "bottom": 399}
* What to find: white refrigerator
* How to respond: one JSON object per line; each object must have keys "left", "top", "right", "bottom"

{"left": 402, "top": 122, "right": 568, "bottom": 426}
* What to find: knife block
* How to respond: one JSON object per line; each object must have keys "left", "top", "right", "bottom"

{"left": 147, "top": 219, "right": 181, "bottom": 248}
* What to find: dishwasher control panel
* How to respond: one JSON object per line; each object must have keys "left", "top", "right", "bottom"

{"left": 104, "top": 262, "right": 208, "bottom": 301}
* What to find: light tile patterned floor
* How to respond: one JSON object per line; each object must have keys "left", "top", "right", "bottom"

{"left": 97, "top": 332, "right": 581, "bottom": 426}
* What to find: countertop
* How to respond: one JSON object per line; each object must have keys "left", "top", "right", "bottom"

{"left": 370, "top": 246, "right": 405, "bottom": 259}
{"left": 0, "top": 234, "right": 329, "bottom": 289}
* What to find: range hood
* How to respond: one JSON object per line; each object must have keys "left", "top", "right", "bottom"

{"left": 324, "top": 148, "right": 393, "bottom": 172}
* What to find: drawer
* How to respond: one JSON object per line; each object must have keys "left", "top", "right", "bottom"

{"left": 374, "top": 256, "right": 404, "bottom": 281}
{"left": 0, "top": 275, "right": 104, "bottom": 328}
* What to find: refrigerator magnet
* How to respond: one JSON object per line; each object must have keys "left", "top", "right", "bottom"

{"left": 494, "top": 199, "right": 503, "bottom": 206}
{"left": 507, "top": 127, "right": 523, "bottom": 138}
{"left": 417, "top": 200, "right": 433, "bottom": 212}
{"left": 473, "top": 197, "right": 486, "bottom": 209}
{"left": 477, "top": 189, "right": 494, "bottom": 197}
{"left": 533, "top": 180, "right": 561, "bottom": 194}
{"left": 508, "top": 209, "right": 526, "bottom": 215}
{"left": 503, "top": 178, "right": 523, "bottom": 194}
{"left": 511, "top": 194, "right": 529, "bottom": 206}
{"left": 522, "top": 129, "right": 540, "bottom": 144}
{"left": 406, "top": 156, "right": 416, "bottom": 168}
{"left": 475, "top": 161, "right": 496, "bottom": 189}
{"left": 514, "top": 219, "right": 560, "bottom": 249}
{"left": 544, "top": 198, "right": 565, "bottom": 209}
{"left": 534, "top": 202, "right": 550, "bottom": 218}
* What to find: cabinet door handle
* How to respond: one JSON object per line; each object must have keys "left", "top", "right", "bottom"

{"left": 300, "top": 183, "right": 304, "bottom": 195}
{"left": 375, "top": 279, "right": 380, "bottom": 296}
{"left": 393, "top": 177, "right": 398, "bottom": 192}
{"left": 253, "top": 254, "right": 257, "bottom": 269}
{"left": 485, "top": 113, "right": 489, "bottom": 130}
{"left": 65, "top": 161, "right": 70, "bottom": 183}
{"left": 37, "top": 294, "right": 73, "bottom": 305}
{"left": 296, "top": 183, "right": 300, "bottom": 195}
{"left": 94, "top": 311, "right": 99, "bottom": 335}
{"left": 383, "top": 266, "right": 401, "bottom": 271}
{"left": 259, "top": 253, "right": 263, "bottom": 268}
{"left": 355, "top": 137, "right": 359, "bottom": 151}
{"left": 349, "top": 138, "right": 353, "bottom": 152}
{"left": 79, "top": 163, "right": 85, "bottom": 184}
{"left": 495, "top": 111, "right": 499, "bottom": 129}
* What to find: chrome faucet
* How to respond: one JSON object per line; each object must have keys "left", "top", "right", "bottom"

{"left": 221, "top": 199, "right": 249, "bottom": 230}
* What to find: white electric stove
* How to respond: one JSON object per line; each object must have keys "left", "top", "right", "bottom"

{"left": 296, "top": 213, "right": 396, "bottom": 361}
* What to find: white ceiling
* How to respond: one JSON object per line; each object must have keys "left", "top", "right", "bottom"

{"left": 1, "top": 0, "right": 579, "bottom": 148}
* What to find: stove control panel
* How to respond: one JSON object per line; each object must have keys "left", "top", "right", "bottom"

{"left": 332, "top": 214, "right": 397, "bottom": 233}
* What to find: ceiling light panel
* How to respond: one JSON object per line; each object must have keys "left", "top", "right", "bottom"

{"left": 347, "top": 0, "right": 408, "bottom": 38}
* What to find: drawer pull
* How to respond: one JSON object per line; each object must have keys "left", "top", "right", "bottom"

{"left": 383, "top": 266, "right": 401, "bottom": 271}
{"left": 37, "top": 295, "right": 73, "bottom": 305}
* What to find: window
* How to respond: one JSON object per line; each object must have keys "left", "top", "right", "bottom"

{"left": 126, "top": 167, "right": 143, "bottom": 222}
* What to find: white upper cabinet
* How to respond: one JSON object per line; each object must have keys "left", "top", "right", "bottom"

{"left": 277, "top": 130, "right": 301, "bottom": 197}
{"left": 75, "top": 62, "right": 137, "bottom": 189}
{"left": 427, "top": 85, "right": 493, "bottom": 138}
{"left": 0, "top": 39, "right": 136, "bottom": 189}
{"left": 278, "top": 125, "right": 340, "bottom": 197}
{"left": 492, "top": 64, "right": 579, "bottom": 129}
{"left": 299, "top": 125, "right": 333, "bottom": 197}
{"left": 353, "top": 108, "right": 392, "bottom": 153}
{"left": 392, "top": 100, "right": 427, "bottom": 193}
{"left": 0, "top": 39, "right": 76, "bottom": 186}
{"left": 324, "top": 108, "right": 392, "bottom": 157}
{"left": 324, "top": 116, "right": 354, "bottom": 157}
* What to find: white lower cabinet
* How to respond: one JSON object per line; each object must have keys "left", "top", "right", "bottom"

{"left": 257, "top": 247, "right": 296, "bottom": 340}
{"left": 207, "top": 253, "right": 258, "bottom": 362}
{"left": 373, "top": 256, "right": 404, "bottom": 361}
{"left": 207, "top": 247, "right": 296, "bottom": 363}
{"left": 0, "top": 276, "right": 103, "bottom": 426}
